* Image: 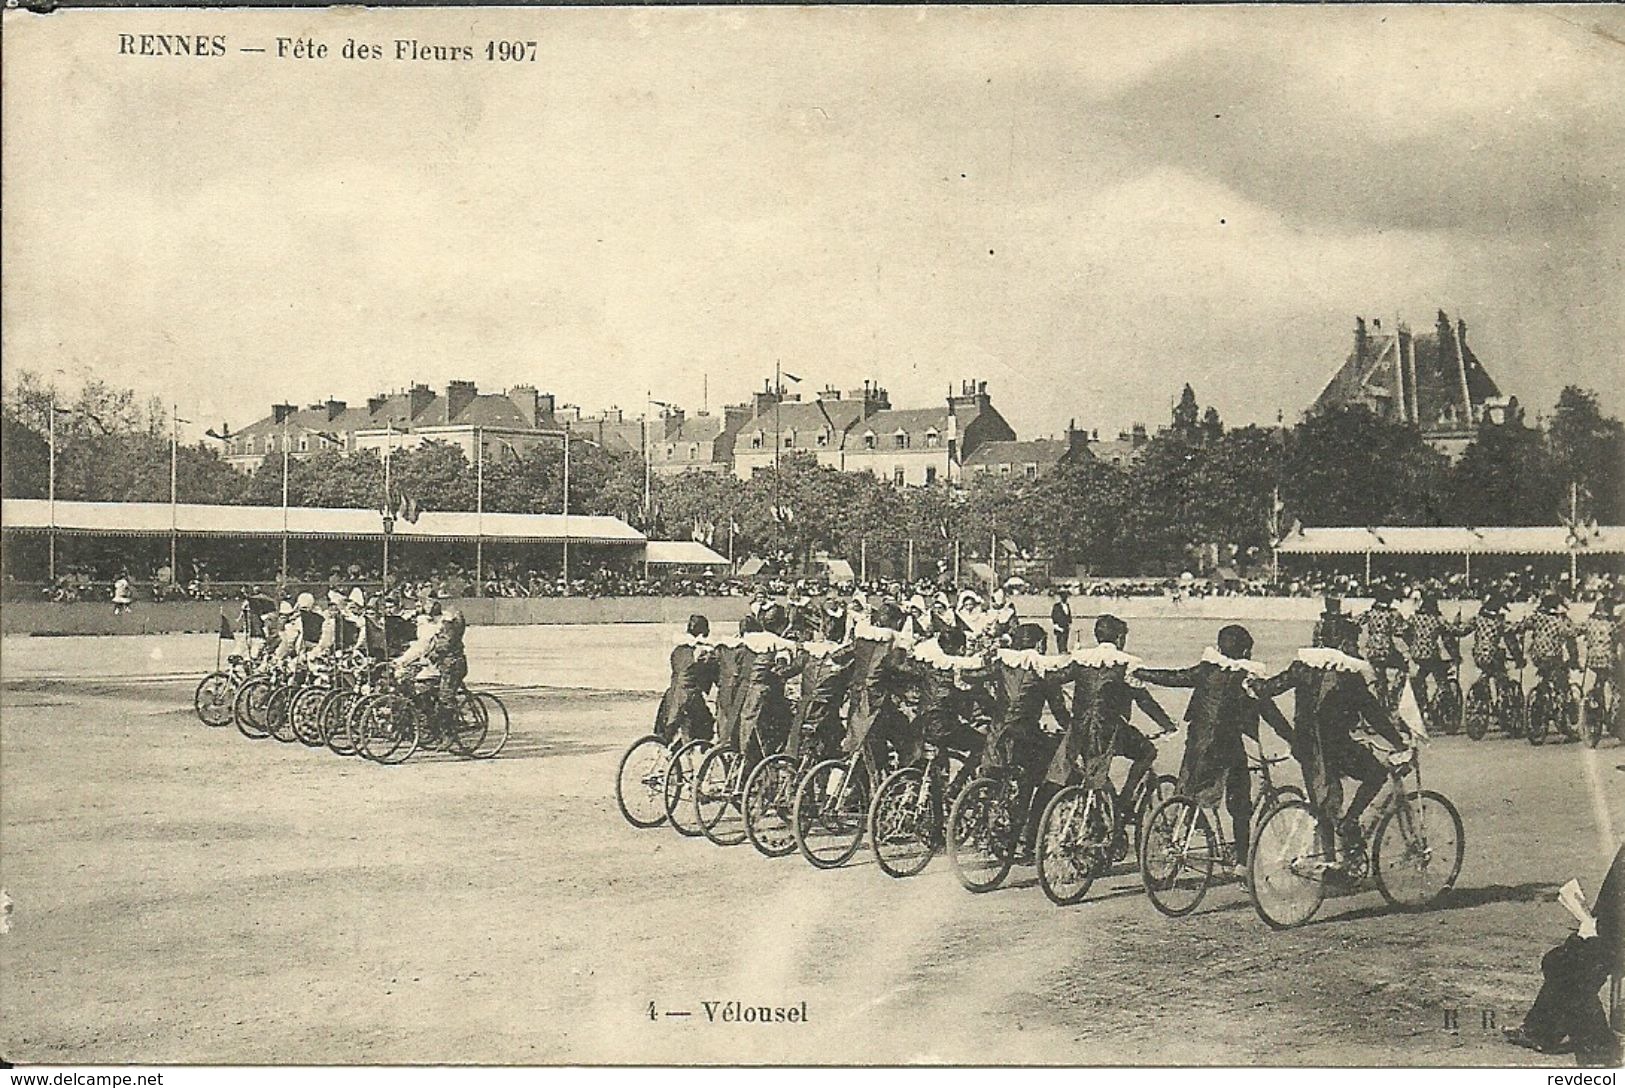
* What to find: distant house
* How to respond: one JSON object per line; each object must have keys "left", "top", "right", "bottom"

{"left": 963, "top": 429, "right": 1091, "bottom": 481}
{"left": 224, "top": 381, "right": 561, "bottom": 470}
{"left": 1312, "top": 311, "right": 1512, "bottom": 457}
{"left": 650, "top": 404, "right": 753, "bottom": 476}
{"left": 730, "top": 380, "right": 1017, "bottom": 486}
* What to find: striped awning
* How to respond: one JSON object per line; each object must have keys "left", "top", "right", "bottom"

{"left": 0, "top": 498, "right": 645, "bottom": 545}
{"left": 1277, "top": 525, "right": 1625, "bottom": 556}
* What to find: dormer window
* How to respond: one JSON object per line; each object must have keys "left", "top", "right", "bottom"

{"left": 298, "top": 434, "right": 309, "bottom": 452}
{"left": 894, "top": 429, "right": 909, "bottom": 450}
{"left": 925, "top": 428, "right": 940, "bottom": 448}
{"left": 863, "top": 430, "right": 877, "bottom": 450}
{"left": 816, "top": 430, "right": 830, "bottom": 448}
{"left": 783, "top": 430, "right": 795, "bottom": 449}
{"left": 751, "top": 431, "right": 764, "bottom": 450}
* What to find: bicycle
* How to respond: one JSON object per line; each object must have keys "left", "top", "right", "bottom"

{"left": 868, "top": 738, "right": 982, "bottom": 879}
{"left": 1418, "top": 663, "right": 1463, "bottom": 737}
{"left": 1034, "top": 730, "right": 1178, "bottom": 907}
{"left": 232, "top": 658, "right": 295, "bottom": 741}
{"left": 1248, "top": 746, "right": 1464, "bottom": 928}
{"left": 1582, "top": 669, "right": 1621, "bottom": 749}
{"left": 1527, "top": 665, "right": 1581, "bottom": 746}
{"left": 1136, "top": 753, "right": 1304, "bottom": 917}
{"left": 617, "top": 731, "right": 682, "bottom": 828}
{"left": 194, "top": 654, "right": 250, "bottom": 728}
{"left": 694, "top": 714, "right": 790, "bottom": 847}
{"left": 740, "top": 727, "right": 830, "bottom": 857}
{"left": 1464, "top": 662, "right": 1525, "bottom": 741}
{"left": 791, "top": 744, "right": 887, "bottom": 869}
{"left": 661, "top": 736, "right": 715, "bottom": 837}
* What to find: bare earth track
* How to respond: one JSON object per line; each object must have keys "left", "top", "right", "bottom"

{"left": 2, "top": 622, "right": 1620, "bottom": 1065}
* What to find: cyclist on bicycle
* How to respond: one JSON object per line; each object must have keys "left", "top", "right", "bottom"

{"left": 845, "top": 601, "right": 918, "bottom": 770}
{"left": 654, "top": 615, "right": 719, "bottom": 744}
{"left": 984, "top": 623, "right": 1070, "bottom": 863}
{"left": 786, "top": 627, "right": 853, "bottom": 763}
{"left": 1134, "top": 624, "right": 1282, "bottom": 868}
{"left": 904, "top": 625, "right": 994, "bottom": 843}
{"left": 1468, "top": 592, "right": 1516, "bottom": 677}
{"left": 1513, "top": 592, "right": 1581, "bottom": 718}
{"left": 735, "top": 615, "right": 802, "bottom": 767}
{"left": 1406, "top": 594, "right": 1467, "bottom": 712}
{"left": 1357, "top": 587, "right": 1409, "bottom": 709}
{"left": 1582, "top": 595, "right": 1623, "bottom": 711}
{"left": 1035, "top": 615, "right": 1175, "bottom": 848}
{"left": 1252, "top": 616, "right": 1413, "bottom": 865}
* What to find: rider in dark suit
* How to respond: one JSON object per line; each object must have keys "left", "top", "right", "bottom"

{"left": 654, "top": 615, "right": 718, "bottom": 743}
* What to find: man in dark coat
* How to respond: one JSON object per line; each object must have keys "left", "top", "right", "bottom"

{"left": 1050, "top": 589, "right": 1073, "bottom": 653}
{"left": 710, "top": 618, "right": 755, "bottom": 752}
{"left": 654, "top": 615, "right": 719, "bottom": 743}
{"left": 1505, "top": 843, "right": 1625, "bottom": 1066}
{"left": 734, "top": 625, "right": 801, "bottom": 766}
{"left": 902, "top": 625, "right": 993, "bottom": 838}
{"left": 844, "top": 602, "right": 917, "bottom": 769}
{"left": 786, "top": 636, "right": 852, "bottom": 761}
{"left": 983, "top": 623, "right": 1069, "bottom": 858}
{"left": 1251, "top": 616, "right": 1411, "bottom": 859}
{"left": 1134, "top": 624, "right": 1285, "bottom": 866}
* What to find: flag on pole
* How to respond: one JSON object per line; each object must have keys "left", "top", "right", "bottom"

{"left": 218, "top": 612, "right": 234, "bottom": 640}
{"left": 782, "top": 371, "right": 802, "bottom": 384}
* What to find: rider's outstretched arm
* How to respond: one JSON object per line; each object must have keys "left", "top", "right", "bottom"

{"left": 1133, "top": 664, "right": 1200, "bottom": 689}
{"left": 1130, "top": 686, "right": 1177, "bottom": 734}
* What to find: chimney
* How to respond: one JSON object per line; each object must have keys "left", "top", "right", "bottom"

{"left": 325, "top": 399, "right": 346, "bottom": 422}
{"left": 556, "top": 404, "right": 581, "bottom": 425}
{"left": 723, "top": 401, "right": 754, "bottom": 438}
{"left": 444, "top": 380, "right": 478, "bottom": 423}
{"left": 663, "top": 406, "right": 685, "bottom": 440}
{"left": 948, "top": 378, "right": 991, "bottom": 416}
{"left": 506, "top": 384, "right": 540, "bottom": 427}
{"left": 366, "top": 393, "right": 388, "bottom": 416}
{"left": 271, "top": 403, "right": 298, "bottom": 425}
{"left": 603, "top": 407, "right": 623, "bottom": 424}
{"left": 752, "top": 386, "right": 782, "bottom": 416}
{"left": 408, "top": 383, "right": 435, "bottom": 420}
{"left": 1065, "top": 419, "right": 1089, "bottom": 455}
{"left": 817, "top": 385, "right": 842, "bottom": 402}
{"left": 1131, "top": 422, "right": 1149, "bottom": 448}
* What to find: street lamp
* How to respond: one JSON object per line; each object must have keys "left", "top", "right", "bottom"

{"left": 45, "top": 396, "right": 73, "bottom": 583}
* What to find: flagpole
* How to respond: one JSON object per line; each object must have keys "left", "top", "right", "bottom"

{"left": 170, "top": 403, "right": 179, "bottom": 583}
{"left": 561, "top": 431, "right": 571, "bottom": 595}
{"left": 48, "top": 392, "right": 57, "bottom": 584}
{"left": 280, "top": 418, "right": 290, "bottom": 588}
{"left": 382, "top": 422, "right": 393, "bottom": 590}
{"left": 475, "top": 425, "right": 484, "bottom": 597}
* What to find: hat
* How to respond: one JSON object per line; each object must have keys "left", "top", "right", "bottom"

{"left": 907, "top": 595, "right": 928, "bottom": 615}
{"left": 348, "top": 588, "right": 367, "bottom": 607}
{"left": 296, "top": 592, "right": 317, "bottom": 611}
{"left": 278, "top": 600, "right": 294, "bottom": 616}
{"left": 326, "top": 590, "right": 346, "bottom": 607}
{"left": 824, "top": 598, "right": 845, "bottom": 617}
{"left": 931, "top": 592, "right": 953, "bottom": 611}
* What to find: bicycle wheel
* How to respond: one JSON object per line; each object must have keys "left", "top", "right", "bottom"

{"left": 1434, "top": 679, "right": 1463, "bottom": 736}
{"left": 358, "top": 692, "right": 419, "bottom": 765}
{"left": 793, "top": 758, "right": 870, "bottom": 869}
{"left": 1139, "top": 796, "right": 1217, "bottom": 918}
{"left": 662, "top": 739, "right": 712, "bottom": 837}
{"left": 290, "top": 686, "right": 329, "bottom": 747}
{"left": 266, "top": 686, "right": 297, "bottom": 744}
{"left": 742, "top": 754, "right": 801, "bottom": 857}
{"left": 1037, "top": 786, "right": 1114, "bottom": 906}
{"left": 1131, "top": 773, "right": 1178, "bottom": 862}
{"left": 469, "top": 692, "right": 510, "bottom": 759}
{"left": 322, "top": 690, "right": 359, "bottom": 756}
{"left": 234, "top": 677, "right": 273, "bottom": 739}
{"left": 946, "top": 776, "right": 1017, "bottom": 893}
{"left": 1372, "top": 789, "right": 1464, "bottom": 911}
{"left": 1463, "top": 678, "right": 1491, "bottom": 741}
{"left": 697, "top": 746, "right": 747, "bottom": 846}
{"left": 869, "top": 767, "right": 935, "bottom": 879}
{"left": 616, "top": 735, "right": 674, "bottom": 828}
{"left": 1527, "top": 685, "right": 1551, "bottom": 746}
{"left": 1248, "top": 784, "right": 1303, "bottom": 849}
{"left": 194, "top": 672, "right": 236, "bottom": 727}
{"left": 1501, "top": 679, "right": 1528, "bottom": 739}
{"left": 1248, "top": 800, "right": 1330, "bottom": 929}
{"left": 445, "top": 689, "right": 489, "bottom": 757}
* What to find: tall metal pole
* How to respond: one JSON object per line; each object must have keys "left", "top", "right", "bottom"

{"left": 280, "top": 419, "right": 290, "bottom": 586}
{"left": 860, "top": 537, "right": 868, "bottom": 582}
{"left": 170, "top": 403, "right": 179, "bottom": 584}
{"left": 382, "top": 424, "right": 392, "bottom": 589}
{"left": 561, "top": 432, "right": 571, "bottom": 594}
{"left": 47, "top": 394, "right": 57, "bottom": 583}
{"left": 907, "top": 537, "right": 915, "bottom": 583}
{"left": 1569, "top": 481, "right": 1579, "bottom": 587}
{"left": 475, "top": 426, "right": 484, "bottom": 596}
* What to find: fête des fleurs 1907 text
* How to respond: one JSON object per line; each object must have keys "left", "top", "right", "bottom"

{"left": 116, "top": 34, "right": 539, "bottom": 63}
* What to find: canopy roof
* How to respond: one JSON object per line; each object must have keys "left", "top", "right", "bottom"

{"left": 1277, "top": 525, "right": 1625, "bottom": 556}
{"left": 1, "top": 498, "right": 644, "bottom": 545}
{"left": 643, "top": 540, "right": 731, "bottom": 567}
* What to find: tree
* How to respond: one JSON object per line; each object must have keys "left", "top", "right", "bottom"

{"left": 0, "top": 408, "right": 49, "bottom": 498}
{"left": 1172, "top": 383, "right": 1200, "bottom": 440}
{"left": 1547, "top": 386, "right": 1625, "bottom": 524}
{"left": 1282, "top": 407, "right": 1450, "bottom": 527}
{"left": 1448, "top": 416, "right": 1559, "bottom": 526}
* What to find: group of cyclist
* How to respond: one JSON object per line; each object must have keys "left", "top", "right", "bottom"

{"left": 643, "top": 581, "right": 1471, "bottom": 884}
{"left": 234, "top": 586, "right": 469, "bottom": 706}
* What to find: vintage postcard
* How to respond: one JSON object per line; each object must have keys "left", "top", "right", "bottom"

{"left": 2, "top": 2, "right": 1623, "bottom": 1073}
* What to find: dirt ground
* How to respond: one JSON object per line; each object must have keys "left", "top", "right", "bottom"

{"left": 1, "top": 621, "right": 1621, "bottom": 1066}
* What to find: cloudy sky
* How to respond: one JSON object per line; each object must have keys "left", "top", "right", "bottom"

{"left": 4, "top": 5, "right": 1622, "bottom": 441}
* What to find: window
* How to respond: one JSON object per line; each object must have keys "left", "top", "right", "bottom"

{"left": 690, "top": 444, "right": 699, "bottom": 458}
{"left": 1025, "top": 464, "right": 1039, "bottom": 481}
{"left": 816, "top": 431, "right": 829, "bottom": 448}
{"left": 864, "top": 431, "right": 876, "bottom": 450}
{"left": 784, "top": 430, "right": 795, "bottom": 448}
{"left": 925, "top": 429, "right": 940, "bottom": 448}
{"left": 999, "top": 464, "right": 1012, "bottom": 476}
{"left": 298, "top": 434, "right": 309, "bottom": 452}
{"left": 666, "top": 445, "right": 675, "bottom": 457}
{"left": 751, "top": 431, "right": 764, "bottom": 450}
{"left": 894, "top": 431, "right": 909, "bottom": 450}
{"left": 925, "top": 465, "right": 937, "bottom": 486}
{"left": 893, "top": 466, "right": 906, "bottom": 486}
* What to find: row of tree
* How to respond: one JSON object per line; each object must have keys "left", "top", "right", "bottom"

{"left": 3, "top": 370, "right": 1621, "bottom": 577}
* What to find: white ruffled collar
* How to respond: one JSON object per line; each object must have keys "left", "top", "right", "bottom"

{"left": 741, "top": 631, "right": 798, "bottom": 654}
{"left": 1297, "top": 647, "right": 1376, "bottom": 679}
{"left": 852, "top": 617, "right": 899, "bottom": 643}
{"left": 1071, "top": 643, "right": 1142, "bottom": 670}
{"left": 912, "top": 637, "right": 986, "bottom": 671}
{"left": 1200, "top": 646, "right": 1270, "bottom": 678}
{"left": 801, "top": 639, "right": 845, "bottom": 659}
{"left": 996, "top": 648, "right": 1071, "bottom": 674}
